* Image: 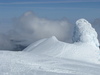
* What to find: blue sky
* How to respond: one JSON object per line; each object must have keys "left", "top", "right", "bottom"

{"left": 0, "top": 0, "right": 100, "bottom": 30}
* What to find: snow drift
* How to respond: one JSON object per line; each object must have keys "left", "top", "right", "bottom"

{"left": 24, "top": 19, "right": 100, "bottom": 64}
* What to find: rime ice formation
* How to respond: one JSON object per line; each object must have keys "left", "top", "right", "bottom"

{"left": 73, "top": 18, "right": 100, "bottom": 48}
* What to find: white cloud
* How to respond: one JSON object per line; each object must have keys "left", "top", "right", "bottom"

{"left": 9, "top": 11, "right": 73, "bottom": 46}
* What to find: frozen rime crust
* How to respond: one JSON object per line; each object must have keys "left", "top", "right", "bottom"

{"left": 73, "top": 18, "right": 100, "bottom": 48}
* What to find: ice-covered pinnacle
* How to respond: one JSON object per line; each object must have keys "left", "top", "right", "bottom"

{"left": 73, "top": 18, "right": 100, "bottom": 47}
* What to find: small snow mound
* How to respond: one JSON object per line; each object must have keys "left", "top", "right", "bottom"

{"left": 23, "top": 36, "right": 59, "bottom": 52}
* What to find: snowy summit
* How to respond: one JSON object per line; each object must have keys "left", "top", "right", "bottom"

{"left": 24, "top": 18, "right": 100, "bottom": 64}
{"left": 0, "top": 19, "right": 100, "bottom": 75}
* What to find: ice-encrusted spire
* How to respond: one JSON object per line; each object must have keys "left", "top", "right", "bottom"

{"left": 73, "top": 18, "right": 99, "bottom": 48}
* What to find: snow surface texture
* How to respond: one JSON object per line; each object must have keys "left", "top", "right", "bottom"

{"left": 0, "top": 51, "right": 100, "bottom": 75}
{"left": 0, "top": 19, "right": 100, "bottom": 75}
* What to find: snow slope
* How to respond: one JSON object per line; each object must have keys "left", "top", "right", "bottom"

{"left": 0, "top": 51, "right": 100, "bottom": 75}
{"left": 24, "top": 36, "right": 100, "bottom": 64}
{"left": 0, "top": 19, "right": 100, "bottom": 75}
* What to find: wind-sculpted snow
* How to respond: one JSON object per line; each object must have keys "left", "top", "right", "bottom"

{"left": 24, "top": 19, "right": 100, "bottom": 64}
{"left": 0, "top": 19, "right": 100, "bottom": 75}
{"left": 73, "top": 19, "right": 99, "bottom": 48}
{"left": 24, "top": 36, "right": 100, "bottom": 64}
